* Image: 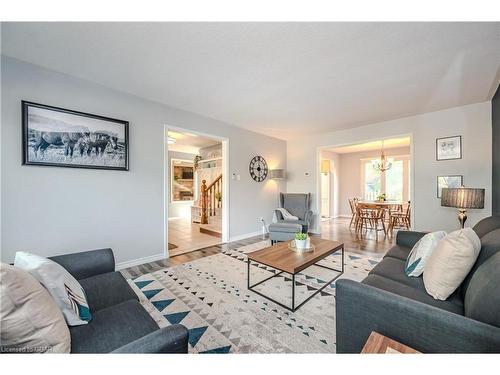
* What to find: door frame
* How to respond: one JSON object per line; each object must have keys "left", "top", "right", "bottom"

{"left": 164, "top": 124, "right": 230, "bottom": 258}
{"left": 316, "top": 133, "right": 415, "bottom": 232}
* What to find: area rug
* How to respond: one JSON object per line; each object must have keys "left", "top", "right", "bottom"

{"left": 128, "top": 240, "right": 381, "bottom": 353}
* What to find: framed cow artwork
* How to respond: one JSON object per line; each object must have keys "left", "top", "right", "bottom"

{"left": 22, "top": 101, "right": 129, "bottom": 171}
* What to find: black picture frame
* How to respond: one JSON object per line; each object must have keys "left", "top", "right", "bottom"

{"left": 22, "top": 101, "right": 129, "bottom": 171}
{"left": 436, "top": 135, "right": 462, "bottom": 161}
{"left": 437, "top": 175, "right": 463, "bottom": 198}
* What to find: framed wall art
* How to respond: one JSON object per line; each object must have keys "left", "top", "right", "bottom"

{"left": 22, "top": 101, "right": 129, "bottom": 171}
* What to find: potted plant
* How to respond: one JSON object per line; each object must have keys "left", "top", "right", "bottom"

{"left": 295, "top": 232, "right": 310, "bottom": 251}
{"left": 376, "top": 193, "right": 387, "bottom": 202}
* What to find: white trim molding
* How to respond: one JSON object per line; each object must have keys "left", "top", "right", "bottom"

{"left": 229, "top": 230, "right": 265, "bottom": 243}
{"left": 116, "top": 253, "right": 165, "bottom": 270}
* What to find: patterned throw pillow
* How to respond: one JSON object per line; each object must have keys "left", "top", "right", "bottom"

{"left": 14, "top": 252, "right": 91, "bottom": 326}
{"left": 405, "top": 231, "right": 447, "bottom": 277}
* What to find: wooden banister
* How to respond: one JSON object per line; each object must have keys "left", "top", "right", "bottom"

{"left": 201, "top": 174, "right": 222, "bottom": 224}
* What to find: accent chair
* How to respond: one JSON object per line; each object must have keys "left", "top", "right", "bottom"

{"left": 274, "top": 193, "right": 313, "bottom": 233}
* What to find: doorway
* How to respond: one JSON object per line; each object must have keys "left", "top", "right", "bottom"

{"left": 317, "top": 135, "right": 414, "bottom": 245}
{"left": 164, "top": 125, "right": 229, "bottom": 257}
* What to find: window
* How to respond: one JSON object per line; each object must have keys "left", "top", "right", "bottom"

{"left": 362, "top": 156, "right": 410, "bottom": 201}
{"left": 385, "top": 160, "right": 404, "bottom": 201}
{"left": 364, "top": 161, "right": 381, "bottom": 201}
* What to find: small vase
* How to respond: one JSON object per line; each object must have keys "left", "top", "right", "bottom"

{"left": 295, "top": 238, "right": 309, "bottom": 250}
{"left": 295, "top": 239, "right": 306, "bottom": 250}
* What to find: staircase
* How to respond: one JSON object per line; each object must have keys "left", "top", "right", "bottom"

{"left": 191, "top": 174, "right": 222, "bottom": 238}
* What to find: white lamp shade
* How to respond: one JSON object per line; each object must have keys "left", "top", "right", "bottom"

{"left": 270, "top": 169, "right": 285, "bottom": 179}
{"left": 321, "top": 160, "right": 331, "bottom": 174}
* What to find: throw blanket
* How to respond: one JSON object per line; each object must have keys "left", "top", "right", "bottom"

{"left": 276, "top": 208, "right": 299, "bottom": 221}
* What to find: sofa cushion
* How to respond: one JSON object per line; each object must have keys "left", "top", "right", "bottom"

{"left": 69, "top": 299, "right": 159, "bottom": 353}
{"left": 424, "top": 228, "right": 481, "bottom": 300}
{"left": 367, "top": 257, "right": 464, "bottom": 313}
{"left": 461, "top": 228, "right": 500, "bottom": 297}
{"left": 269, "top": 223, "right": 303, "bottom": 233}
{"left": 363, "top": 274, "right": 464, "bottom": 315}
{"left": 79, "top": 271, "right": 138, "bottom": 312}
{"left": 14, "top": 251, "right": 91, "bottom": 326}
{"left": 0, "top": 263, "right": 71, "bottom": 353}
{"left": 464, "top": 252, "right": 500, "bottom": 328}
{"left": 370, "top": 257, "right": 425, "bottom": 289}
{"left": 472, "top": 216, "right": 500, "bottom": 239}
{"left": 384, "top": 245, "right": 411, "bottom": 261}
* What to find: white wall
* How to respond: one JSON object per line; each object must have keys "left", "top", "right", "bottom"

{"left": 337, "top": 146, "right": 411, "bottom": 216}
{"left": 319, "top": 150, "right": 340, "bottom": 218}
{"left": 287, "top": 102, "right": 492, "bottom": 233}
{"left": 1, "top": 56, "right": 286, "bottom": 264}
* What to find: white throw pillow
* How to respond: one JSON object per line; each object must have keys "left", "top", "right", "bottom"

{"left": 0, "top": 263, "right": 71, "bottom": 353}
{"left": 405, "top": 231, "right": 447, "bottom": 277}
{"left": 423, "top": 228, "right": 481, "bottom": 300}
{"left": 14, "top": 252, "right": 91, "bottom": 326}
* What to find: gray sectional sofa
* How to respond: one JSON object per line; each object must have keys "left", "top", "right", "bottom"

{"left": 49, "top": 248, "right": 188, "bottom": 353}
{"left": 336, "top": 216, "right": 500, "bottom": 353}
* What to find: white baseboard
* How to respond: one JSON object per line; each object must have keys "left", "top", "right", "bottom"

{"left": 116, "top": 253, "right": 165, "bottom": 270}
{"left": 229, "top": 230, "right": 265, "bottom": 243}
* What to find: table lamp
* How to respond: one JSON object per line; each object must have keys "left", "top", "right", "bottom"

{"left": 441, "top": 187, "right": 485, "bottom": 228}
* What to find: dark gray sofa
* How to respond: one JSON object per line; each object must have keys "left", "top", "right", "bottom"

{"left": 336, "top": 216, "right": 500, "bottom": 353}
{"left": 49, "top": 248, "right": 188, "bottom": 353}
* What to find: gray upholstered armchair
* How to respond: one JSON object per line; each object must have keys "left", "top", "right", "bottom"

{"left": 274, "top": 193, "right": 313, "bottom": 233}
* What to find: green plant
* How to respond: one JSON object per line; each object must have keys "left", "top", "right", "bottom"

{"left": 295, "top": 232, "right": 308, "bottom": 240}
{"left": 215, "top": 192, "right": 222, "bottom": 202}
{"left": 377, "top": 193, "right": 386, "bottom": 201}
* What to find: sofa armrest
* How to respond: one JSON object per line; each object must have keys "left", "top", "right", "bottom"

{"left": 395, "top": 230, "right": 426, "bottom": 248}
{"left": 49, "top": 248, "right": 115, "bottom": 280}
{"left": 112, "top": 325, "right": 189, "bottom": 354}
{"left": 274, "top": 209, "right": 284, "bottom": 221}
{"left": 336, "top": 279, "right": 500, "bottom": 353}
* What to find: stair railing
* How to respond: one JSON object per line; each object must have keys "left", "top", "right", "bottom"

{"left": 200, "top": 174, "right": 222, "bottom": 224}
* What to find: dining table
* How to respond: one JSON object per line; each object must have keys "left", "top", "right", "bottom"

{"left": 356, "top": 200, "right": 404, "bottom": 209}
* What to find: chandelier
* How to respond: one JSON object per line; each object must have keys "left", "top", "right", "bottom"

{"left": 372, "top": 140, "right": 393, "bottom": 172}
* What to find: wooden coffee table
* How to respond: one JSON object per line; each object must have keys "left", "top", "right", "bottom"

{"left": 361, "top": 331, "right": 421, "bottom": 354}
{"left": 247, "top": 238, "right": 344, "bottom": 312}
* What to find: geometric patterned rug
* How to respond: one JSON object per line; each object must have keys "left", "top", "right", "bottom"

{"left": 128, "top": 240, "right": 380, "bottom": 353}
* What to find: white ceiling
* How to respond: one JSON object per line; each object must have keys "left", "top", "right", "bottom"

{"left": 328, "top": 137, "right": 410, "bottom": 154}
{"left": 167, "top": 130, "right": 219, "bottom": 154}
{"left": 2, "top": 22, "right": 499, "bottom": 140}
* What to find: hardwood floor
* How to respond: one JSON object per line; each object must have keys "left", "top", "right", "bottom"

{"left": 121, "top": 217, "right": 396, "bottom": 279}
{"left": 319, "top": 217, "right": 395, "bottom": 256}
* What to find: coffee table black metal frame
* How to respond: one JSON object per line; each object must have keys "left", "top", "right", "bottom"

{"left": 247, "top": 245, "right": 344, "bottom": 312}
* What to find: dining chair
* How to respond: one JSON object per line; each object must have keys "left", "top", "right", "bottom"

{"left": 348, "top": 197, "right": 359, "bottom": 228}
{"left": 355, "top": 203, "right": 387, "bottom": 240}
{"left": 388, "top": 201, "right": 411, "bottom": 236}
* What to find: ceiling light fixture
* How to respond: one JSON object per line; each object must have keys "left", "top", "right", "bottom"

{"left": 372, "top": 140, "right": 393, "bottom": 172}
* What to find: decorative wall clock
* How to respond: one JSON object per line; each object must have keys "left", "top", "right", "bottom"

{"left": 249, "top": 155, "right": 268, "bottom": 182}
